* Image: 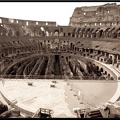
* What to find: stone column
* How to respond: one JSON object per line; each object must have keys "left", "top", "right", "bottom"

{"left": 116, "top": 54, "right": 119, "bottom": 63}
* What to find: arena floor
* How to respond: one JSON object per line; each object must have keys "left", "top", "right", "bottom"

{"left": 0, "top": 79, "right": 118, "bottom": 118}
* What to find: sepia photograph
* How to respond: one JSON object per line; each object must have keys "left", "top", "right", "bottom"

{"left": 0, "top": 1, "right": 120, "bottom": 118}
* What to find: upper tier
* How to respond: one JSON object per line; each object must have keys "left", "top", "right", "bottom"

{"left": 69, "top": 3, "right": 120, "bottom": 27}
{"left": 0, "top": 17, "right": 56, "bottom": 27}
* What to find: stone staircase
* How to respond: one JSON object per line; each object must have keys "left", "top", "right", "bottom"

{"left": 87, "top": 109, "right": 103, "bottom": 118}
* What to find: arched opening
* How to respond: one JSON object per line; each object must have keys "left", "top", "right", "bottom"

{"left": 100, "top": 68, "right": 103, "bottom": 72}
{"left": 108, "top": 74, "right": 110, "bottom": 76}
{"left": 68, "top": 33, "right": 71, "bottom": 36}
{"left": 17, "top": 51, "right": 19, "bottom": 54}
{"left": 101, "top": 58, "right": 103, "bottom": 62}
{"left": 45, "top": 31, "right": 49, "bottom": 36}
{"left": 1, "top": 54, "right": 4, "bottom": 58}
{"left": 108, "top": 74, "right": 111, "bottom": 79}
{"left": 70, "top": 43, "right": 73, "bottom": 50}
{"left": 0, "top": 19, "right": 2, "bottom": 23}
{"left": 41, "top": 27, "right": 44, "bottom": 31}
{"left": 60, "top": 28, "right": 63, "bottom": 32}
{"left": 26, "top": 21, "right": 28, "bottom": 26}
{"left": 110, "top": 56, "right": 112, "bottom": 59}
{"left": 89, "top": 49, "right": 93, "bottom": 53}
{"left": 104, "top": 71, "right": 107, "bottom": 75}
{"left": 99, "top": 30, "right": 103, "bottom": 38}
{"left": 72, "top": 33, "right": 75, "bottom": 37}
{"left": 36, "top": 22, "right": 38, "bottom": 25}
{"left": 41, "top": 27, "right": 45, "bottom": 36}
{"left": 39, "top": 42, "right": 42, "bottom": 48}
{"left": 54, "top": 30, "right": 59, "bottom": 37}
{"left": 72, "top": 28, "right": 76, "bottom": 37}
{"left": 96, "top": 66, "right": 99, "bottom": 71}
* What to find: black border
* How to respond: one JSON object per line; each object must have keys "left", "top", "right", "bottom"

{"left": 0, "top": 0, "right": 120, "bottom": 2}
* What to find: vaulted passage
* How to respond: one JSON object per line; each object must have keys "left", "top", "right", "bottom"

{"left": 4, "top": 55, "right": 107, "bottom": 80}
{"left": 54, "top": 55, "right": 62, "bottom": 78}
{"left": 40, "top": 57, "right": 48, "bottom": 77}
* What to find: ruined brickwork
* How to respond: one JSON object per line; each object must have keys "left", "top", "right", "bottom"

{"left": 69, "top": 3, "right": 120, "bottom": 27}
{"left": 0, "top": 17, "right": 56, "bottom": 27}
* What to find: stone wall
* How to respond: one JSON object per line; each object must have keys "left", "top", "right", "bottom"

{"left": 69, "top": 3, "right": 120, "bottom": 27}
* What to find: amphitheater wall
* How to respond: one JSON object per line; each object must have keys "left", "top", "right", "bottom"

{"left": 78, "top": 56, "right": 118, "bottom": 80}
{"left": 0, "top": 17, "right": 56, "bottom": 27}
{"left": 0, "top": 61, "right": 5, "bottom": 74}
{"left": 92, "top": 61, "right": 117, "bottom": 80}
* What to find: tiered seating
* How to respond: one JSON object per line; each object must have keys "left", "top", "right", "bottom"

{"left": 86, "top": 109, "right": 103, "bottom": 118}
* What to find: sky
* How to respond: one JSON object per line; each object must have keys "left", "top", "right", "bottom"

{"left": 0, "top": 2, "right": 119, "bottom": 26}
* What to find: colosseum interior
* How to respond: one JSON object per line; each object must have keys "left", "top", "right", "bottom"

{"left": 0, "top": 2, "right": 120, "bottom": 118}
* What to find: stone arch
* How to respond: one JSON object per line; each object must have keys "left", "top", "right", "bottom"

{"left": 45, "top": 31, "right": 49, "bottom": 36}
{"left": 99, "top": 30, "right": 103, "bottom": 38}
{"left": 104, "top": 71, "right": 107, "bottom": 75}
{"left": 59, "top": 32, "right": 64, "bottom": 37}
{"left": 100, "top": 68, "right": 103, "bottom": 72}
{"left": 96, "top": 66, "right": 99, "bottom": 71}
{"left": 41, "top": 27, "right": 45, "bottom": 36}
{"left": 54, "top": 29, "right": 59, "bottom": 36}
{"left": 40, "top": 42, "right": 43, "bottom": 49}
{"left": 17, "top": 50, "right": 20, "bottom": 54}
{"left": 107, "top": 74, "right": 111, "bottom": 79}
{"left": 60, "top": 28, "right": 63, "bottom": 32}
{"left": 68, "top": 33, "right": 71, "bottom": 37}
{"left": 101, "top": 58, "right": 103, "bottom": 62}
{"left": 72, "top": 28, "right": 76, "bottom": 37}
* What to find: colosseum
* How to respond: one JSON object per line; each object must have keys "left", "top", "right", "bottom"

{"left": 0, "top": 2, "right": 120, "bottom": 118}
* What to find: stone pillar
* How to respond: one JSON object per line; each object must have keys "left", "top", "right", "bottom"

{"left": 104, "top": 52, "right": 107, "bottom": 57}
{"left": 116, "top": 54, "right": 119, "bottom": 63}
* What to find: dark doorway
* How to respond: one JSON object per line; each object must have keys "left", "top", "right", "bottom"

{"left": 54, "top": 55, "right": 61, "bottom": 78}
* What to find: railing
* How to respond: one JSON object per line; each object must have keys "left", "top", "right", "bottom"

{"left": 0, "top": 75, "right": 114, "bottom": 80}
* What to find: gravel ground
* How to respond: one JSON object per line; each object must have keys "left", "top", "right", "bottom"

{"left": 0, "top": 80, "right": 118, "bottom": 118}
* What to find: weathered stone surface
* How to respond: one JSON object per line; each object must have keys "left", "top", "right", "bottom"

{"left": 0, "top": 109, "right": 21, "bottom": 118}
{"left": 100, "top": 102, "right": 120, "bottom": 118}
{"left": 0, "top": 103, "right": 8, "bottom": 115}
